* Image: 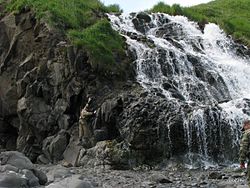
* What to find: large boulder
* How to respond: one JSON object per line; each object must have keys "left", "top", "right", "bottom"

{"left": 132, "top": 12, "right": 152, "bottom": 34}
{"left": 0, "top": 151, "right": 34, "bottom": 169}
{"left": 0, "top": 172, "right": 28, "bottom": 188}
{"left": 42, "top": 130, "right": 70, "bottom": 163}
{"left": 0, "top": 151, "right": 47, "bottom": 186}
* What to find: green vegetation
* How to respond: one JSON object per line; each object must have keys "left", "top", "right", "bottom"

{"left": 150, "top": 0, "right": 250, "bottom": 46}
{"left": 0, "top": 1, "right": 6, "bottom": 18}
{"left": 6, "top": 0, "right": 125, "bottom": 76}
{"left": 149, "top": 2, "right": 183, "bottom": 16}
{"left": 68, "top": 20, "right": 125, "bottom": 72}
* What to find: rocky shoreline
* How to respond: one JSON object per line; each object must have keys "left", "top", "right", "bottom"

{"left": 41, "top": 164, "right": 248, "bottom": 188}
{"left": 0, "top": 151, "right": 248, "bottom": 188}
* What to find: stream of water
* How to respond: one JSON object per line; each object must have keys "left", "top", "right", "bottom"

{"left": 109, "top": 13, "right": 250, "bottom": 164}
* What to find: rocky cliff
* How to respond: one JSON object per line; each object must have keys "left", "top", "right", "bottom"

{"left": 0, "top": 8, "right": 134, "bottom": 167}
{"left": 1, "top": 8, "right": 250, "bottom": 170}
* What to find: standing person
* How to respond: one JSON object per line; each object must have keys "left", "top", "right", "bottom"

{"left": 239, "top": 119, "right": 250, "bottom": 187}
{"left": 78, "top": 97, "right": 95, "bottom": 147}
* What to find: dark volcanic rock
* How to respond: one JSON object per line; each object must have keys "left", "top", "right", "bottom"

{"left": 136, "top": 12, "right": 151, "bottom": 23}
{"left": 0, "top": 151, "right": 47, "bottom": 187}
{"left": 208, "top": 171, "right": 224, "bottom": 179}
{"left": 0, "top": 10, "right": 131, "bottom": 164}
{"left": 132, "top": 12, "right": 152, "bottom": 34}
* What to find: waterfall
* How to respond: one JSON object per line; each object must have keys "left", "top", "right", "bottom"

{"left": 109, "top": 12, "right": 250, "bottom": 165}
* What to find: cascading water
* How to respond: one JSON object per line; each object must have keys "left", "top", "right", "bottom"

{"left": 109, "top": 12, "right": 250, "bottom": 165}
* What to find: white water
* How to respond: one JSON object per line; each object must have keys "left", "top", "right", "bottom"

{"left": 109, "top": 13, "right": 250, "bottom": 163}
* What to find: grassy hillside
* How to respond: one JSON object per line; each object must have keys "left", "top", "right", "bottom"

{"left": 3, "top": 0, "right": 126, "bottom": 76}
{"left": 150, "top": 0, "right": 250, "bottom": 47}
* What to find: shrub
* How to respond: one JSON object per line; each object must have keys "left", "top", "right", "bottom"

{"left": 150, "top": 2, "right": 171, "bottom": 14}
{"left": 105, "top": 4, "right": 123, "bottom": 13}
{"left": 171, "top": 4, "right": 183, "bottom": 15}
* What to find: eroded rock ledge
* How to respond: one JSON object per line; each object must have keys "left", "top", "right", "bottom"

{"left": 0, "top": 9, "right": 134, "bottom": 167}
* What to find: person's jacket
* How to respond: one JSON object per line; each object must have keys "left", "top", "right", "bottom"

{"left": 80, "top": 108, "right": 93, "bottom": 121}
{"left": 239, "top": 129, "right": 250, "bottom": 164}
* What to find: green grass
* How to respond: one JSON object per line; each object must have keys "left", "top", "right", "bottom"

{"left": 149, "top": 2, "right": 183, "bottom": 16}
{"left": 68, "top": 19, "right": 126, "bottom": 74}
{"left": 150, "top": 0, "right": 250, "bottom": 46}
{"left": 6, "top": 0, "right": 125, "bottom": 77}
{"left": 0, "top": 0, "right": 7, "bottom": 18}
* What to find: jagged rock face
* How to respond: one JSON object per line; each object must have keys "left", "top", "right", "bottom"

{"left": 117, "top": 92, "right": 243, "bottom": 165}
{"left": 0, "top": 9, "right": 130, "bottom": 163}
{"left": 0, "top": 10, "right": 86, "bottom": 160}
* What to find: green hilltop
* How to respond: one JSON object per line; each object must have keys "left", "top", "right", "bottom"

{"left": 2, "top": 0, "right": 125, "bottom": 76}
{"left": 150, "top": 0, "right": 250, "bottom": 47}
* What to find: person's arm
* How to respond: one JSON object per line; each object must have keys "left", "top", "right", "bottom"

{"left": 82, "top": 109, "right": 93, "bottom": 116}
{"left": 239, "top": 132, "right": 250, "bottom": 168}
{"left": 85, "top": 110, "right": 93, "bottom": 116}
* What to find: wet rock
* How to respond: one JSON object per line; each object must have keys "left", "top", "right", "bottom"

{"left": 169, "top": 88, "right": 186, "bottom": 101}
{"left": 217, "top": 181, "right": 236, "bottom": 188}
{"left": 159, "top": 178, "right": 173, "bottom": 184}
{"left": 42, "top": 130, "right": 70, "bottom": 163}
{"left": 49, "top": 130, "right": 70, "bottom": 161}
{"left": 46, "top": 165, "right": 73, "bottom": 182}
{"left": 0, "top": 164, "right": 19, "bottom": 173}
{"left": 22, "top": 169, "right": 40, "bottom": 187}
{"left": 136, "top": 12, "right": 151, "bottom": 23}
{"left": 94, "top": 129, "right": 108, "bottom": 142}
{"left": 149, "top": 173, "right": 171, "bottom": 183}
{"left": 0, "top": 151, "right": 47, "bottom": 186}
{"left": 199, "top": 181, "right": 208, "bottom": 185}
{"left": 77, "top": 141, "right": 108, "bottom": 168}
{"left": 63, "top": 137, "right": 82, "bottom": 167}
{"left": 46, "top": 176, "right": 94, "bottom": 188}
{"left": 0, "top": 151, "right": 34, "bottom": 169}
{"left": 58, "top": 114, "right": 71, "bottom": 130}
{"left": 37, "top": 154, "right": 51, "bottom": 165}
{"left": 32, "top": 168, "right": 48, "bottom": 185}
{"left": 208, "top": 171, "right": 224, "bottom": 179}
{"left": 62, "top": 161, "right": 73, "bottom": 168}
{"left": 232, "top": 173, "right": 245, "bottom": 178}
{"left": 0, "top": 172, "right": 28, "bottom": 188}
{"left": 237, "top": 186, "right": 248, "bottom": 188}
{"left": 132, "top": 12, "right": 152, "bottom": 34}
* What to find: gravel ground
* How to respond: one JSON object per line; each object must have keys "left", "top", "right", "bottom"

{"left": 37, "top": 164, "right": 248, "bottom": 188}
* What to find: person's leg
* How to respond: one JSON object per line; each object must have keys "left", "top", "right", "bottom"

{"left": 79, "top": 121, "right": 84, "bottom": 141}
{"left": 83, "top": 122, "right": 91, "bottom": 138}
{"left": 247, "top": 162, "right": 250, "bottom": 187}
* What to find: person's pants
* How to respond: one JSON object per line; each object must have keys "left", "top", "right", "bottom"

{"left": 79, "top": 119, "right": 91, "bottom": 139}
{"left": 79, "top": 121, "right": 84, "bottom": 140}
{"left": 247, "top": 162, "right": 250, "bottom": 187}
